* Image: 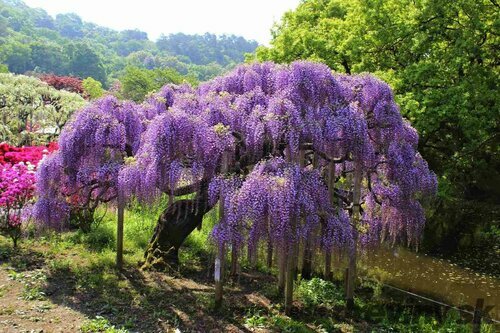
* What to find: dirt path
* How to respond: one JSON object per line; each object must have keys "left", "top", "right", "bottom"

{"left": 0, "top": 267, "right": 85, "bottom": 332}
{"left": 0, "top": 246, "right": 277, "bottom": 333}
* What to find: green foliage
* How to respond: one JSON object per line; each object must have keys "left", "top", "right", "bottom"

{"left": 82, "top": 77, "right": 104, "bottom": 99}
{"left": 70, "top": 225, "right": 115, "bottom": 252}
{"left": 0, "top": 73, "right": 85, "bottom": 145}
{"left": 295, "top": 277, "right": 345, "bottom": 312}
{"left": 0, "top": 1, "right": 257, "bottom": 84}
{"left": 8, "top": 269, "right": 47, "bottom": 301}
{"left": 80, "top": 316, "right": 128, "bottom": 333}
{"left": 257, "top": 0, "right": 500, "bottom": 253}
{"left": 66, "top": 42, "right": 107, "bottom": 84}
{"left": 120, "top": 66, "right": 196, "bottom": 102}
{"left": 0, "top": 63, "right": 8, "bottom": 73}
{"left": 156, "top": 33, "right": 258, "bottom": 66}
{"left": 244, "top": 309, "right": 313, "bottom": 332}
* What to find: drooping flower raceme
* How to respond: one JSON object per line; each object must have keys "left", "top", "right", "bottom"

{"left": 210, "top": 158, "right": 350, "bottom": 252}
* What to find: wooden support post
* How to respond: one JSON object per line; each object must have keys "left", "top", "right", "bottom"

{"left": 343, "top": 267, "right": 349, "bottom": 294}
{"left": 285, "top": 244, "right": 295, "bottom": 315}
{"left": 214, "top": 152, "right": 228, "bottom": 309}
{"left": 472, "top": 298, "right": 484, "bottom": 333}
{"left": 214, "top": 245, "right": 225, "bottom": 308}
{"left": 230, "top": 243, "right": 238, "bottom": 278}
{"left": 346, "top": 164, "right": 362, "bottom": 311}
{"left": 278, "top": 247, "right": 286, "bottom": 295}
{"left": 324, "top": 250, "right": 332, "bottom": 281}
{"left": 325, "top": 161, "right": 335, "bottom": 281}
{"left": 285, "top": 216, "right": 298, "bottom": 315}
{"left": 116, "top": 190, "right": 124, "bottom": 270}
{"left": 301, "top": 237, "right": 313, "bottom": 279}
{"left": 267, "top": 239, "right": 273, "bottom": 269}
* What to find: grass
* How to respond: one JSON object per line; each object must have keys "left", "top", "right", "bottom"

{"left": 80, "top": 316, "right": 128, "bottom": 333}
{"left": 0, "top": 202, "right": 497, "bottom": 332}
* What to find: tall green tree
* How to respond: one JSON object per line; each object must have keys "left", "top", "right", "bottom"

{"left": 30, "top": 41, "right": 67, "bottom": 74}
{"left": 66, "top": 42, "right": 106, "bottom": 84}
{"left": 256, "top": 0, "right": 499, "bottom": 252}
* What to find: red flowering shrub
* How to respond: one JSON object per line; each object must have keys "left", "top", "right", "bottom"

{"left": 0, "top": 142, "right": 58, "bottom": 166}
{"left": 40, "top": 74, "right": 84, "bottom": 95}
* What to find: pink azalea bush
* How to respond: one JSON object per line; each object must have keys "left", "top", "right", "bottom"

{"left": 0, "top": 143, "right": 57, "bottom": 247}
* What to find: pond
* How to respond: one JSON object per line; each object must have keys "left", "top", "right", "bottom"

{"left": 358, "top": 247, "right": 500, "bottom": 321}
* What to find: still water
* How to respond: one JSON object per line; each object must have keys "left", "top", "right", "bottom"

{"left": 359, "top": 247, "right": 500, "bottom": 320}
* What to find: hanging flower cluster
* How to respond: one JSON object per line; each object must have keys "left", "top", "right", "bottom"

{"left": 210, "top": 158, "right": 352, "bottom": 252}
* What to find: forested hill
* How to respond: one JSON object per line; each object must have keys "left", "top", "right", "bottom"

{"left": 0, "top": 0, "right": 259, "bottom": 84}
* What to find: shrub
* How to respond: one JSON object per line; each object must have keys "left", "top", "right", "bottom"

{"left": 295, "top": 278, "right": 345, "bottom": 312}
{"left": 40, "top": 74, "right": 84, "bottom": 94}
{"left": 82, "top": 77, "right": 104, "bottom": 99}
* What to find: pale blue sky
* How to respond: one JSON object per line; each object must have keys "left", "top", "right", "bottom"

{"left": 23, "top": 0, "right": 301, "bottom": 45}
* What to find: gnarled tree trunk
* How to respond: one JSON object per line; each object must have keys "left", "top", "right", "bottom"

{"left": 142, "top": 187, "right": 211, "bottom": 271}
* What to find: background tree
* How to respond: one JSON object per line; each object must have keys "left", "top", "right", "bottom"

{"left": 255, "top": 0, "right": 499, "bottom": 255}
{"left": 0, "top": 73, "right": 85, "bottom": 145}
{"left": 65, "top": 42, "right": 107, "bottom": 85}
{"left": 119, "top": 66, "right": 195, "bottom": 102}
{"left": 0, "top": 0, "right": 259, "bottom": 84}
{"left": 82, "top": 77, "right": 104, "bottom": 99}
{"left": 54, "top": 13, "right": 83, "bottom": 38}
{"left": 29, "top": 41, "right": 67, "bottom": 74}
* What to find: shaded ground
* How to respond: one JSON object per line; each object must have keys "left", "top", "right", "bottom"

{"left": 1, "top": 240, "right": 325, "bottom": 332}
{"left": 0, "top": 242, "right": 272, "bottom": 332}
{"left": 0, "top": 212, "right": 496, "bottom": 333}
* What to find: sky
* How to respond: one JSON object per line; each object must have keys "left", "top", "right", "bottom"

{"left": 23, "top": 0, "right": 301, "bottom": 45}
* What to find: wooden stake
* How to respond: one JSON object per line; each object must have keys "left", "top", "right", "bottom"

{"left": 346, "top": 164, "right": 362, "bottom": 311}
{"left": 278, "top": 247, "right": 286, "bottom": 294}
{"left": 116, "top": 190, "right": 124, "bottom": 270}
{"left": 324, "top": 250, "right": 332, "bottom": 281}
{"left": 472, "top": 298, "right": 484, "bottom": 333}
{"left": 214, "top": 245, "right": 225, "bottom": 308}
{"left": 214, "top": 152, "right": 228, "bottom": 309}
{"left": 230, "top": 242, "right": 238, "bottom": 277}
{"left": 325, "top": 161, "right": 335, "bottom": 280}
{"left": 267, "top": 239, "right": 273, "bottom": 269}
{"left": 285, "top": 217, "right": 298, "bottom": 315}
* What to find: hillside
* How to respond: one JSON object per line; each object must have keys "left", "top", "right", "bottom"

{"left": 0, "top": 0, "right": 259, "bottom": 85}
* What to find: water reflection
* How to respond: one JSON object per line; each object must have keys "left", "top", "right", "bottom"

{"left": 359, "top": 247, "right": 499, "bottom": 320}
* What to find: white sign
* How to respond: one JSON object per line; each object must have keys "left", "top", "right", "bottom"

{"left": 214, "top": 258, "right": 221, "bottom": 282}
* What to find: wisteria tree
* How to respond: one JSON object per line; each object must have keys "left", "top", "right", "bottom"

{"left": 35, "top": 61, "right": 436, "bottom": 313}
{"left": 118, "top": 61, "right": 436, "bottom": 311}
